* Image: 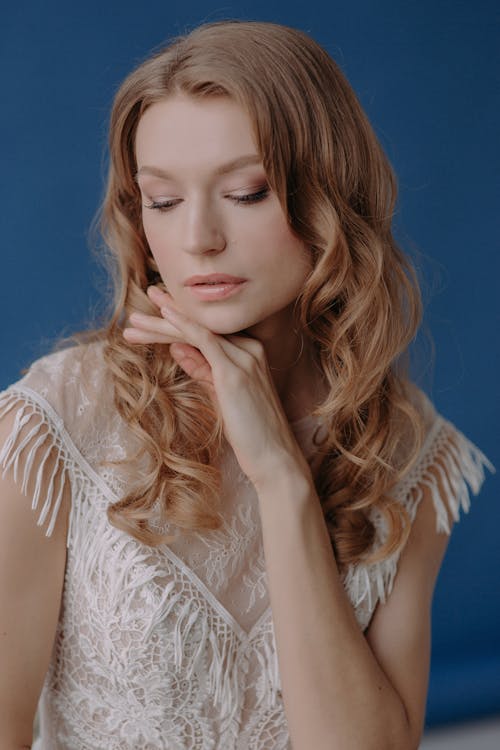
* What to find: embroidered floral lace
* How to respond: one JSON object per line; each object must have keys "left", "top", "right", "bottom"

{"left": 0, "top": 343, "right": 493, "bottom": 749}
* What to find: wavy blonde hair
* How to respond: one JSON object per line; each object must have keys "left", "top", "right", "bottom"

{"left": 99, "top": 20, "right": 425, "bottom": 570}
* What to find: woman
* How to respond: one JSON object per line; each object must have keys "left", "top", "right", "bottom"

{"left": 0, "top": 19, "right": 493, "bottom": 750}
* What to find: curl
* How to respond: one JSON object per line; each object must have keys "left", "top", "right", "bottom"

{"left": 96, "top": 20, "right": 426, "bottom": 571}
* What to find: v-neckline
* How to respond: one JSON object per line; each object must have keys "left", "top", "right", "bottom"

{"left": 160, "top": 542, "right": 272, "bottom": 643}
{"left": 15, "top": 387, "right": 317, "bottom": 646}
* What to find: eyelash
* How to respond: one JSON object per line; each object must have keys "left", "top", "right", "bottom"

{"left": 144, "top": 187, "right": 270, "bottom": 213}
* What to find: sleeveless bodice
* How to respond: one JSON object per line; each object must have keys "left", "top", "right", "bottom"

{"left": 0, "top": 343, "right": 493, "bottom": 749}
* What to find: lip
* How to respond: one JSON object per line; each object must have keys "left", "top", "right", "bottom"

{"left": 184, "top": 273, "right": 247, "bottom": 286}
{"left": 187, "top": 280, "right": 247, "bottom": 301}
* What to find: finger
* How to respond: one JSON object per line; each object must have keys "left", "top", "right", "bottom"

{"left": 169, "top": 343, "right": 215, "bottom": 388}
{"left": 123, "top": 327, "right": 174, "bottom": 345}
{"left": 147, "top": 285, "right": 174, "bottom": 309}
{"left": 160, "top": 304, "right": 241, "bottom": 371}
{"left": 204, "top": 331, "right": 267, "bottom": 371}
{"left": 224, "top": 333, "right": 267, "bottom": 363}
{"left": 133, "top": 305, "right": 248, "bottom": 377}
{"left": 149, "top": 295, "right": 267, "bottom": 372}
{"left": 129, "top": 311, "right": 181, "bottom": 336}
{"left": 159, "top": 305, "right": 268, "bottom": 373}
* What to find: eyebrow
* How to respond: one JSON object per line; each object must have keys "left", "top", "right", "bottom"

{"left": 135, "top": 154, "right": 263, "bottom": 182}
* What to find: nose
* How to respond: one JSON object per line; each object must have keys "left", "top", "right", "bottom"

{"left": 181, "top": 198, "right": 227, "bottom": 256}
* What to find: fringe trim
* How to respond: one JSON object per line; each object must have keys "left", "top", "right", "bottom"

{"left": 164, "top": 584, "right": 246, "bottom": 730}
{"left": 0, "top": 389, "right": 82, "bottom": 540}
{"left": 0, "top": 386, "right": 262, "bottom": 735}
{"left": 253, "top": 624, "right": 282, "bottom": 710}
{"left": 75, "top": 518, "right": 247, "bottom": 733}
{"left": 344, "top": 416, "right": 495, "bottom": 616}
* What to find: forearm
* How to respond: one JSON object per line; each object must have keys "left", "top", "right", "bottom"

{"left": 256, "top": 464, "right": 412, "bottom": 750}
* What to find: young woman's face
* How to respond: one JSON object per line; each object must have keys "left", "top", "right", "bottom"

{"left": 134, "top": 94, "right": 312, "bottom": 337}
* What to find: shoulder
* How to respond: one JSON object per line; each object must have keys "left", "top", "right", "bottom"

{"left": 360, "top": 390, "right": 494, "bottom": 742}
{"left": 12, "top": 338, "right": 109, "bottom": 402}
{"left": 393, "top": 385, "right": 494, "bottom": 534}
{"left": 376, "top": 383, "right": 494, "bottom": 602}
{"left": 1, "top": 339, "right": 112, "bottom": 439}
{"left": 0, "top": 338, "right": 118, "bottom": 537}
{"left": 343, "top": 385, "right": 495, "bottom": 630}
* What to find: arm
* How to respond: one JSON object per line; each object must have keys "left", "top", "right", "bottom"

{"left": 256, "top": 461, "right": 450, "bottom": 750}
{"left": 0, "top": 409, "right": 69, "bottom": 748}
{"left": 123, "top": 288, "right": 456, "bottom": 749}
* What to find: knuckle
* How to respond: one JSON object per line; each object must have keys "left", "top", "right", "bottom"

{"left": 247, "top": 340, "right": 266, "bottom": 365}
{"left": 247, "top": 356, "right": 260, "bottom": 376}
{"left": 252, "top": 339, "right": 265, "bottom": 358}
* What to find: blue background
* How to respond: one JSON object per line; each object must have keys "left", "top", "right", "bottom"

{"left": 1, "top": 0, "right": 499, "bottom": 728}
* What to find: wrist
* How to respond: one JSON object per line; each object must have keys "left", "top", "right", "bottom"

{"left": 252, "top": 451, "right": 314, "bottom": 499}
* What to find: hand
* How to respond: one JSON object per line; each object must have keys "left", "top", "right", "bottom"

{"left": 123, "top": 286, "right": 311, "bottom": 490}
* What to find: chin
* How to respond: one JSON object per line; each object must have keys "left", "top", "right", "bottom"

{"left": 186, "top": 306, "right": 266, "bottom": 337}
{"left": 202, "top": 320, "right": 256, "bottom": 336}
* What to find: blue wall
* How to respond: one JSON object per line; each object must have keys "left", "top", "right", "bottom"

{"left": 1, "top": 0, "right": 498, "bottom": 727}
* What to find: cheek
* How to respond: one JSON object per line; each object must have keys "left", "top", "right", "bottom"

{"left": 263, "top": 222, "right": 312, "bottom": 280}
{"left": 259, "top": 211, "right": 310, "bottom": 259}
{"left": 143, "top": 216, "right": 162, "bottom": 250}
{"left": 143, "top": 219, "right": 173, "bottom": 269}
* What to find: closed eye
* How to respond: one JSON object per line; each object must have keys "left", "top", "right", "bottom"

{"left": 144, "top": 187, "right": 270, "bottom": 213}
{"left": 143, "top": 198, "right": 181, "bottom": 212}
{"left": 229, "top": 187, "right": 270, "bottom": 205}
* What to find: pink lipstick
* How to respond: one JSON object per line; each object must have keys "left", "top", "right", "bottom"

{"left": 184, "top": 273, "right": 247, "bottom": 301}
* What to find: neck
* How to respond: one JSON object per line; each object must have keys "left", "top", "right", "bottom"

{"left": 244, "top": 314, "right": 325, "bottom": 423}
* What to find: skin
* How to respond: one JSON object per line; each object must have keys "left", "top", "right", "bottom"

{"left": 125, "top": 94, "right": 451, "bottom": 749}
{"left": 0, "top": 93, "right": 451, "bottom": 748}
{"left": 0, "top": 414, "right": 69, "bottom": 748}
{"left": 129, "top": 94, "right": 325, "bottom": 423}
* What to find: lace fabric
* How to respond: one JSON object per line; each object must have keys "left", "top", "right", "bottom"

{"left": 0, "top": 342, "right": 494, "bottom": 749}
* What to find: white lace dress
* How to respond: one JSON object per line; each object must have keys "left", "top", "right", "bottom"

{"left": 0, "top": 342, "right": 493, "bottom": 750}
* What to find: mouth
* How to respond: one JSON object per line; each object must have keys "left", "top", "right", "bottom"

{"left": 183, "top": 273, "right": 248, "bottom": 301}
{"left": 184, "top": 274, "right": 247, "bottom": 286}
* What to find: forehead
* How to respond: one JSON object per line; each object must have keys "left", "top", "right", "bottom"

{"left": 135, "top": 94, "right": 260, "bottom": 175}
